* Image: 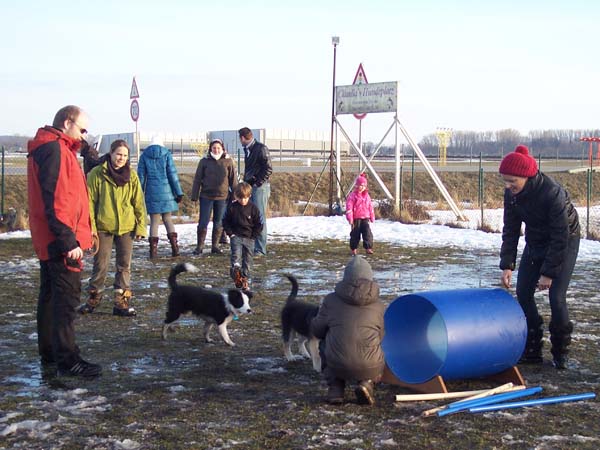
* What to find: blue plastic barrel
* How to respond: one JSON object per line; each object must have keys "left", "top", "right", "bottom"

{"left": 382, "top": 288, "right": 526, "bottom": 384}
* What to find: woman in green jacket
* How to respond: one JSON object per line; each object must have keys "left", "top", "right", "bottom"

{"left": 78, "top": 140, "right": 147, "bottom": 317}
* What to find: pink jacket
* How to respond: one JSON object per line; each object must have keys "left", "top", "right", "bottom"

{"left": 346, "top": 189, "right": 375, "bottom": 223}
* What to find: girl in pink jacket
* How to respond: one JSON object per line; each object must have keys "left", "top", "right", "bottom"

{"left": 345, "top": 174, "right": 375, "bottom": 255}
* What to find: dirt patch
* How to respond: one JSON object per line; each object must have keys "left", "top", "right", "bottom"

{"left": 0, "top": 236, "right": 598, "bottom": 449}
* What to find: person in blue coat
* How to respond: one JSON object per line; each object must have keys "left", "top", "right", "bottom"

{"left": 137, "top": 137, "right": 184, "bottom": 258}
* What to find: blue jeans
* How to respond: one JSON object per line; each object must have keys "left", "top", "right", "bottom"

{"left": 251, "top": 183, "right": 270, "bottom": 255}
{"left": 198, "top": 198, "right": 227, "bottom": 230}
{"left": 230, "top": 235, "right": 255, "bottom": 280}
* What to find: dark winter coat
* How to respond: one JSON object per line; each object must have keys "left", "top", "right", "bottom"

{"left": 191, "top": 154, "right": 236, "bottom": 201}
{"left": 500, "top": 172, "right": 580, "bottom": 279}
{"left": 137, "top": 145, "right": 183, "bottom": 214}
{"left": 311, "top": 276, "right": 385, "bottom": 382}
{"left": 222, "top": 200, "right": 263, "bottom": 239}
{"left": 243, "top": 140, "right": 272, "bottom": 187}
{"left": 27, "top": 126, "right": 93, "bottom": 261}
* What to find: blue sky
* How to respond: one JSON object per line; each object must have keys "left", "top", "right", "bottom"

{"left": 1, "top": 0, "right": 598, "bottom": 142}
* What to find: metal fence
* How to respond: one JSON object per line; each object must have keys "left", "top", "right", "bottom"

{"left": 1, "top": 145, "right": 599, "bottom": 240}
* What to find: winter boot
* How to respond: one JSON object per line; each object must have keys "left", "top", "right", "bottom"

{"left": 327, "top": 378, "right": 346, "bottom": 404}
{"left": 113, "top": 289, "right": 136, "bottom": 317}
{"left": 219, "top": 229, "right": 229, "bottom": 245}
{"left": 549, "top": 321, "right": 573, "bottom": 370}
{"left": 167, "top": 232, "right": 179, "bottom": 257}
{"left": 240, "top": 276, "right": 250, "bottom": 292}
{"left": 78, "top": 290, "right": 102, "bottom": 314}
{"left": 149, "top": 237, "right": 159, "bottom": 259}
{"left": 519, "top": 317, "right": 544, "bottom": 364}
{"left": 211, "top": 227, "right": 224, "bottom": 254}
{"left": 193, "top": 228, "right": 207, "bottom": 255}
{"left": 232, "top": 264, "right": 244, "bottom": 289}
{"left": 355, "top": 379, "right": 375, "bottom": 405}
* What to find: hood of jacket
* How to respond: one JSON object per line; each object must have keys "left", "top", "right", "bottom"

{"left": 28, "top": 126, "right": 81, "bottom": 155}
{"left": 142, "top": 144, "right": 170, "bottom": 160}
{"left": 334, "top": 278, "right": 380, "bottom": 306}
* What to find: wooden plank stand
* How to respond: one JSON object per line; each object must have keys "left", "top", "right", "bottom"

{"left": 382, "top": 363, "right": 526, "bottom": 394}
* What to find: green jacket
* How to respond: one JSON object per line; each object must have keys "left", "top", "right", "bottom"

{"left": 87, "top": 162, "right": 147, "bottom": 237}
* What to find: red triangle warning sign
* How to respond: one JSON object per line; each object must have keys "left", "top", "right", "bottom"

{"left": 353, "top": 63, "right": 368, "bottom": 85}
{"left": 130, "top": 77, "right": 139, "bottom": 99}
{"left": 353, "top": 64, "right": 368, "bottom": 119}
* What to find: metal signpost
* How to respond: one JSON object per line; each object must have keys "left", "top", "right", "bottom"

{"left": 130, "top": 77, "right": 140, "bottom": 160}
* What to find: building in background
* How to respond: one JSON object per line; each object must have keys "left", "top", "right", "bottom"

{"left": 95, "top": 129, "right": 348, "bottom": 162}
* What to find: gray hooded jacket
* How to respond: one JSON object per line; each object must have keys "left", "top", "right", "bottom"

{"left": 311, "top": 256, "right": 385, "bottom": 381}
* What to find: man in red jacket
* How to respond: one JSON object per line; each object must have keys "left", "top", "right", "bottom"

{"left": 27, "top": 105, "right": 102, "bottom": 377}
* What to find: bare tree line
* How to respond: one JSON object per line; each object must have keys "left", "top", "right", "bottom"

{"left": 417, "top": 128, "right": 600, "bottom": 159}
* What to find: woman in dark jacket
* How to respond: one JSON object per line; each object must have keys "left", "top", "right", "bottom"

{"left": 137, "top": 138, "right": 184, "bottom": 259}
{"left": 311, "top": 256, "right": 385, "bottom": 405}
{"left": 499, "top": 145, "right": 580, "bottom": 370}
{"left": 191, "top": 139, "right": 236, "bottom": 254}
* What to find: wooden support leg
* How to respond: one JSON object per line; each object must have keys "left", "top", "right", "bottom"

{"left": 381, "top": 364, "right": 448, "bottom": 394}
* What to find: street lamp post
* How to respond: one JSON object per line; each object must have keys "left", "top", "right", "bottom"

{"left": 328, "top": 36, "right": 339, "bottom": 216}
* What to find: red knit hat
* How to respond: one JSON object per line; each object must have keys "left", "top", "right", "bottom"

{"left": 499, "top": 145, "right": 538, "bottom": 178}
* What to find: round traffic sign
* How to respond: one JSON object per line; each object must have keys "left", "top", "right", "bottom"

{"left": 130, "top": 99, "right": 140, "bottom": 122}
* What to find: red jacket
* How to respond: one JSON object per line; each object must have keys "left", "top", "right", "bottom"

{"left": 27, "top": 126, "right": 93, "bottom": 261}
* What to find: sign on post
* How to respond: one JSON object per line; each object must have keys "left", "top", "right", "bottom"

{"left": 353, "top": 63, "right": 368, "bottom": 120}
{"left": 130, "top": 99, "right": 140, "bottom": 122}
{"left": 336, "top": 81, "right": 398, "bottom": 115}
{"left": 130, "top": 77, "right": 140, "bottom": 99}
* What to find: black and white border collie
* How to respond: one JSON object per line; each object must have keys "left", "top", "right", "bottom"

{"left": 162, "top": 263, "right": 252, "bottom": 347}
{"left": 280, "top": 274, "right": 321, "bottom": 372}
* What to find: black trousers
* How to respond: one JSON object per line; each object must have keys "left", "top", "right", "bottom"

{"left": 37, "top": 257, "right": 81, "bottom": 368}
{"left": 349, "top": 219, "right": 373, "bottom": 250}
{"left": 516, "top": 235, "right": 580, "bottom": 329}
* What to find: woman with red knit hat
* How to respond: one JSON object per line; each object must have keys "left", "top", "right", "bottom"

{"left": 499, "top": 144, "right": 580, "bottom": 369}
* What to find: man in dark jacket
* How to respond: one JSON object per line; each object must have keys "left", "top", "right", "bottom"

{"left": 238, "top": 127, "right": 272, "bottom": 256}
{"left": 311, "top": 256, "right": 385, "bottom": 405}
{"left": 499, "top": 145, "right": 580, "bottom": 370}
{"left": 27, "top": 105, "right": 102, "bottom": 377}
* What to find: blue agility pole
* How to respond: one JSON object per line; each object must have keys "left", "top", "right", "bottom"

{"left": 438, "top": 387, "right": 543, "bottom": 417}
{"left": 468, "top": 392, "right": 597, "bottom": 414}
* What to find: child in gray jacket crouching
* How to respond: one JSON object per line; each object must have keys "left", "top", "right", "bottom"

{"left": 310, "top": 255, "right": 385, "bottom": 405}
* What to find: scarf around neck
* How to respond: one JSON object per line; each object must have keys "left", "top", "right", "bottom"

{"left": 107, "top": 157, "right": 131, "bottom": 187}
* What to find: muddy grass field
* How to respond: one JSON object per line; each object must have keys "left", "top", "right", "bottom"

{"left": 0, "top": 236, "right": 599, "bottom": 449}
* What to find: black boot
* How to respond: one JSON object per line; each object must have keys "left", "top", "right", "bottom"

{"left": 550, "top": 321, "right": 573, "bottom": 370}
{"left": 520, "top": 317, "right": 544, "bottom": 364}
{"left": 327, "top": 378, "right": 345, "bottom": 404}
{"left": 193, "top": 228, "right": 207, "bottom": 255}
{"left": 211, "top": 227, "right": 224, "bottom": 254}
{"left": 149, "top": 237, "right": 159, "bottom": 259}
{"left": 167, "top": 232, "right": 179, "bottom": 257}
{"left": 219, "top": 229, "right": 229, "bottom": 245}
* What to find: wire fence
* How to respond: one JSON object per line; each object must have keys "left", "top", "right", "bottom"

{"left": 1, "top": 145, "right": 599, "bottom": 240}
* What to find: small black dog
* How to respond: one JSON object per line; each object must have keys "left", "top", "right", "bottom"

{"left": 162, "top": 263, "right": 252, "bottom": 347}
{"left": 280, "top": 274, "right": 321, "bottom": 372}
